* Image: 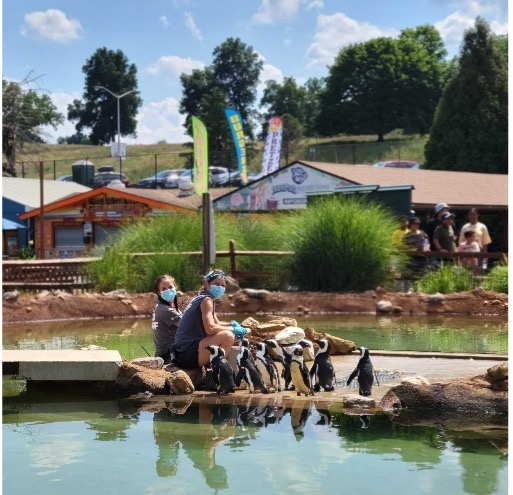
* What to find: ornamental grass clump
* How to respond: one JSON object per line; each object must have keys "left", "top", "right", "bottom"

{"left": 285, "top": 196, "right": 402, "bottom": 292}
{"left": 482, "top": 263, "right": 508, "bottom": 294}
{"left": 416, "top": 263, "right": 474, "bottom": 294}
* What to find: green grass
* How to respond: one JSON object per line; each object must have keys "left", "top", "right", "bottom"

{"left": 12, "top": 133, "right": 428, "bottom": 184}
{"left": 482, "top": 264, "right": 508, "bottom": 294}
{"left": 416, "top": 263, "right": 475, "bottom": 294}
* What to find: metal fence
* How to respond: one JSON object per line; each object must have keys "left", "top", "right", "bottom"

{"left": 12, "top": 139, "right": 426, "bottom": 183}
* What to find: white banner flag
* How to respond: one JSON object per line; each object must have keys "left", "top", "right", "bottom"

{"left": 261, "top": 116, "right": 283, "bottom": 175}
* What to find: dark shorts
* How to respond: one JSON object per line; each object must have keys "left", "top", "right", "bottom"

{"left": 174, "top": 340, "right": 200, "bottom": 369}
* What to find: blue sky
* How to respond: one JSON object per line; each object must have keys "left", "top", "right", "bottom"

{"left": 2, "top": 0, "right": 508, "bottom": 144}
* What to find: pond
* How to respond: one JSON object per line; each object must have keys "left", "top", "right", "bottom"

{"left": 3, "top": 396, "right": 508, "bottom": 495}
{"left": 3, "top": 314, "right": 508, "bottom": 494}
{"left": 2, "top": 314, "right": 508, "bottom": 360}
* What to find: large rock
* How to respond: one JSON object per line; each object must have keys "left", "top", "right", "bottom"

{"left": 116, "top": 362, "right": 169, "bottom": 394}
{"left": 275, "top": 326, "right": 305, "bottom": 344}
{"left": 304, "top": 327, "right": 356, "bottom": 355}
{"left": 380, "top": 364, "right": 508, "bottom": 416}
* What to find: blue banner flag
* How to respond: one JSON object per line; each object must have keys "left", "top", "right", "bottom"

{"left": 224, "top": 107, "right": 247, "bottom": 184}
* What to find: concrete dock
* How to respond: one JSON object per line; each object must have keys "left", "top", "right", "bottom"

{"left": 2, "top": 350, "right": 122, "bottom": 381}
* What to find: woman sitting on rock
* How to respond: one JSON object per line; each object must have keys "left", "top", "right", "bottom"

{"left": 173, "top": 269, "right": 238, "bottom": 369}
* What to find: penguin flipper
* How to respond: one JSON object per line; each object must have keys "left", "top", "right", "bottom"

{"left": 347, "top": 367, "right": 358, "bottom": 386}
{"left": 235, "top": 367, "right": 245, "bottom": 387}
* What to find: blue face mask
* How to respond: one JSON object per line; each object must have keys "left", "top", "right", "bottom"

{"left": 209, "top": 285, "right": 225, "bottom": 299}
{"left": 160, "top": 288, "right": 176, "bottom": 302}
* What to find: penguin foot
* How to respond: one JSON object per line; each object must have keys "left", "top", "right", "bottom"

{"left": 313, "top": 384, "right": 321, "bottom": 392}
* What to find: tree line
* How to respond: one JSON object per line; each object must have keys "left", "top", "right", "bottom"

{"left": 2, "top": 17, "right": 507, "bottom": 177}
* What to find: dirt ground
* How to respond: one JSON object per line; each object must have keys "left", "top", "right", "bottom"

{"left": 2, "top": 286, "right": 508, "bottom": 323}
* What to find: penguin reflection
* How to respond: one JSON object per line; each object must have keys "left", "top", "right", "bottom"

{"left": 152, "top": 401, "right": 236, "bottom": 491}
{"left": 289, "top": 400, "right": 313, "bottom": 442}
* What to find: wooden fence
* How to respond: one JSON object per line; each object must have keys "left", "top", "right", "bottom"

{"left": 2, "top": 243, "right": 507, "bottom": 291}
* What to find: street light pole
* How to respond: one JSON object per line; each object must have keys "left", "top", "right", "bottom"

{"left": 94, "top": 86, "right": 136, "bottom": 180}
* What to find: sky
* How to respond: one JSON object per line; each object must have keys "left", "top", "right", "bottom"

{"left": 2, "top": 0, "right": 509, "bottom": 145}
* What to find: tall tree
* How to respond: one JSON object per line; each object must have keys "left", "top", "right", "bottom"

{"left": 67, "top": 47, "right": 142, "bottom": 145}
{"left": 211, "top": 37, "right": 263, "bottom": 139}
{"left": 424, "top": 18, "right": 508, "bottom": 173}
{"left": 317, "top": 27, "right": 446, "bottom": 141}
{"left": 179, "top": 37, "right": 262, "bottom": 148}
{"left": 2, "top": 75, "right": 63, "bottom": 176}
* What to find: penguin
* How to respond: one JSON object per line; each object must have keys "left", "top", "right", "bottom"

{"left": 255, "top": 342, "right": 282, "bottom": 391}
{"left": 310, "top": 338, "right": 335, "bottom": 392}
{"left": 205, "top": 345, "right": 236, "bottom": 395}
{"left": 235, "top": 346, "right": 268, "bottom": 394}
{"left": 241, "top": 337, "right": 257, "bottom": 366}
{"left": 290, "top": 401, "right": 312, "bottom": 441}
{"left": 346, "top": 346, "right": 375, "bottom": 396}
{"left": 265, "top": 339, "right": 294, "bottom": 390}
{"left": 290, "top": 346, "right": 314, "bottom": 396}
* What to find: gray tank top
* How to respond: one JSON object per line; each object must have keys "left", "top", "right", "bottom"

{"left": 174, "top": 292, "right": 213, "bottom": 352}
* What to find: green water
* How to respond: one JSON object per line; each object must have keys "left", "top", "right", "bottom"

{"left": 3, "top": 399, "right": 507, "bottom": 495}
{"left": 2, "top": 314, "right": 508, "bottom": 360}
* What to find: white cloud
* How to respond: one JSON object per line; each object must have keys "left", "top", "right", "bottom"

{"left": 306, "top": 0, "right": 323, "bottom": 10}
{"left": 127, "top": 98, "right": 190, "bottom": 144}
{"left": 160, "top": 16, "right": 170, "bottom": 28}
{"left": 40, "top": 92, "right": 189, "bottom": 145}
{"left": 260, "top": 63, "right": 284, "bottom": 85}
{"left": 184, "top": 12, "right": 203, "bottom": 41}
{"left": 252, "top": 0, "right": 304, "bottom": 24}
{"left": 21, "top": 9, "right": 82, "bottom": 43}
{"left": 434, "top": 11, "right": 476, "bottom": 46}
{"left": 307, "top": 13, "right": 397, "bottom": 69}
{"left": 147, "top": 55, "right": 205, "bottom": 76}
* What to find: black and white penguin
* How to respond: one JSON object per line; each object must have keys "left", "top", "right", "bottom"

{"left": 241, "top": 337, "right": 257, "bottom": 366}
{"left": 346, "top": 346, "right": 375, "bottom": 396}
{"left": 265, "top": 339, "right": 294, "bottom": 390}
{"left": 235, "top": 346, "right": 268, "bottom": 394}
{"left": 205, "top": 345, "right": 236, "bottom": 395}
{"left": 290, "top": 346, "right": 314, "bottom": 396}
{"left": 255, "top": 342, "right": 282, "bottom": 391}
{"left": 310, "top": 338, "right": 335, "bottom": 392}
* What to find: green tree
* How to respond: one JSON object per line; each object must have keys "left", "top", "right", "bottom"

{"left": 57, "top": 131, "right": 91, "bottom": 145}
{"left": 424, "top": 18, "right": 508, "bottom": 173}
{"left": 2, "top": 76, "right": 64, "bottom": 176}
{"left": 67, "top": 47, "right": 142, "bottom": 145}
{"left": 317, "top": 26, "right": 446, "bottom": 141}
{"left": 179, "top": 37, "right": 263, "bottom": 147}
{"left": 281, "top": 113, "right": 305, "bottom": 163}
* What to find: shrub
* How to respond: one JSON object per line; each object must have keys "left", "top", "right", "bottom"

{"left": 284, "top": 196, "right": 403, "bottom": 292}
{"left": 416, "top": 263, "right": 474, "bottom": 294}
{"left": 482, "top": 264, "right": 508, "bottom": 294}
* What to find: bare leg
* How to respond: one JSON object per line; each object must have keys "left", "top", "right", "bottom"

{"left": 198, "top": 330, "right": 235, "bottom": 367}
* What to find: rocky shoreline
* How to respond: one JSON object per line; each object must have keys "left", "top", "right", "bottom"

{"left": 2, "top": 286, "right": 509, "bottom": 323}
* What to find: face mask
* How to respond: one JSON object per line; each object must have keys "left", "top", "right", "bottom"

{"left": 209, "top": 285, "right": 225, "bottom": 299}
{"left": 160, "top": 288, "right": 176, "bottom": 302}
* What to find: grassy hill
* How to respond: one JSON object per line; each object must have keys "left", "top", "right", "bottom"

{"left": 12, "top": 132, "right": 428, "bottom": 183}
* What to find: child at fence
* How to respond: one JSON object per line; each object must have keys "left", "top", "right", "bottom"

{"left": 152, "top": 274, "right": 182, "bottom": 364}
{"left": 457, "top": 231, "right": 480, "bottom": 271}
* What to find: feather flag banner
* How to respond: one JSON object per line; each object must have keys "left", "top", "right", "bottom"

{"left": 192, "top": 116, "right": 209, "bottom": 195}
{"left": 261, "top": 116, "right": 283, "bottom": 175}
{"left": 224, "top": 107, "right": 247, "bottom": 184}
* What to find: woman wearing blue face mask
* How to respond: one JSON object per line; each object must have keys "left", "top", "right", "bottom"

{"left": 174, "top": 269, "right": 235, "bottom": 369}
{"left": 152, "top": 275, "right": 182, "bottom": 364}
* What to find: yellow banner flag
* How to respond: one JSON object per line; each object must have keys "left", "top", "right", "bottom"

{"left": 192, "top": 116, "right": 209, "bottom": 195}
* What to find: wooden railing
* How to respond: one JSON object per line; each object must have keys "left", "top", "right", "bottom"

{"left": 2, "top": 245, "right": 507, "bottom": 291}
{"left": 2, "top": 257, "right": 99, "bottom": 290}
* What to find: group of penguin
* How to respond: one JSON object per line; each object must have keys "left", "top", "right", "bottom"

{"left": 205, "top": 337, "right": 377, "bottom": 397}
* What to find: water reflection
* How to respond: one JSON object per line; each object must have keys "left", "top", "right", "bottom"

{"left": 3, "top": 396, "right": 508, "bottom": 495}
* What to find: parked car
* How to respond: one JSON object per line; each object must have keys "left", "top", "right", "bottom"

{"left": 136, "top": 169, "right": 186, "bottom": 189}
{"left": 226, "top": 170, "right": 261, "bottom": 187}
{"left": 56, "top": 175, "right": 74, "bottom": 182}
{"left": 91, "top": 172, "right": 130, "bottom": 188}
{"left": 209, "top": 166, "right": 230, "bottom": 187}
{"left": 373, "top": 160, "right": 421, "bottom": 169}
{"left": 97, "top": 165, "right": 115, "bottom": 173}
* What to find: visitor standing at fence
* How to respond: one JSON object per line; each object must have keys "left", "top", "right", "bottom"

{"left": 426, "top": 202, "right": 450, "bottom": 251}
{"left": 458, "top": 208, "right": 492, "bottom": 268}
{"left": 152, "top": 274, "right": 182, "bottom": 364}
{"left": 391, "top": 215, "right": 410, "bottom": 246}
{"left": 403, "top": 216, "right": 430, "bottom": 277}
{"left": 174, "top": 269, "right": 239, "bottom": 369}
{"left": 433, "top": 212, "right": 457, "bottom": 254}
